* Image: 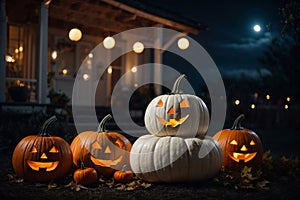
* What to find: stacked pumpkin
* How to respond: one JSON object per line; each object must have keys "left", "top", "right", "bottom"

{"left": 130, "top": 75, "right": 223, "bottom": 182}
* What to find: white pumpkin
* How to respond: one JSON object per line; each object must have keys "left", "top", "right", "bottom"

{"left": 130, "top": 134, "right": 223, "bottom": 182}
{"left": 144, "top": 74, "right": 209, "bottom": 137}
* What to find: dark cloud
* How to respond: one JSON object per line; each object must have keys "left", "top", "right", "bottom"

{"left": 221, "top": 32, "right": 273, "bottom": 49}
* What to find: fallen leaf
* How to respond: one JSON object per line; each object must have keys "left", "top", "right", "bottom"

{"left": 48, "top": 182, "right": 57, "bottom": 190}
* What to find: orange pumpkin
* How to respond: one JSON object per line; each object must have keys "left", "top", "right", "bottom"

{"left": 113, "top": 165, "right": 134, "bottom": 183}
{"left": 70, "top": 114, "right": 132, "bottom": 177}
{"left": 73, "top": 162, "right": 98, "bottom": 186}
{"left": 12, "top": 116, "right": 73, "bottom": 182}
{"left": 213, "top": 114, "right": 263, "bottom": 169}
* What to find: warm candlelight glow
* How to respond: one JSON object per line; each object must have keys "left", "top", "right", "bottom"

{"left": 234, "top": 99, "right": 240, "bottom": 105}
{"left": 83, "top": 73, "right": 90, "bottom": 81}
{"left": 51, "top": 51, "right": 57, "bottom": 60}
{"left": 108, "top": 66, "right": 113, "bottom": 74}
{"left": 62, "top": 69, "right": 68, "bottom": 75}
{"left": 5, "top": 54, "right": 15, "bottom": 63}
{"left": 131, "top": 66, "right": 137, "bottom": 73}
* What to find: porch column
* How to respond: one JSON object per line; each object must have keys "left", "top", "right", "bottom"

{"left": 154, "top": 28, "right": 163, "bottom": 95}
{"left": 38, "top": 1, "right": 51, "bottom": 104}
{"left": 0, "top": 0, "right": 6, "bottom": 102}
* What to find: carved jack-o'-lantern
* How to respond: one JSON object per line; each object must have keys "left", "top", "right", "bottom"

{"left": 144, "top": 74, "right": 209, "bottom": 137}
{"left": 70, "top": 114, "right": 132, "bottom": 177}
{"left": 213, "top": 114, "right": 263, "bottom": 169}
{"left": 12, "top": 116, "right": 73, "bottom": 182}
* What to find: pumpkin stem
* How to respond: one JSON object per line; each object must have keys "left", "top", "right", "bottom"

{"left": 121, "top": 164, "right": 127, "bottom": 172}
{"left": 171, "top": 74, "right": 186, "bottom": 94}
{"left": 39, "top": 116, "right": 57, "bottom": 136}
{"left": 97, "top": 114, "right": 112, "bottom": 132}
{"left": 231, "top": 114, "right": 245, "bottom": 130}
{"left": 80, "top": 162, "right": 85, "bottom": 170}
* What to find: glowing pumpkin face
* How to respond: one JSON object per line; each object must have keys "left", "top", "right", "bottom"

{"left": 144, "top": 75, "right": 209, "bottom": 137}
{"left": 155, "top": 98, "right": 190, "bottom": 128}
{"left": 27, "top": 145, "right": 60, "bottom": 172}
{"left": 227, "top": 139, "right": 257, "bottom": 163}
{"left": 70, "top": 114, "right": 132, "bottom": 177}
{"left": 88, "top": 133, "right": 129, "bottom": 168}
{"left": 12, "top": 116, "right": 73, "bottom": 182}
{"left": 213, "top": 114, "right": 263, "bottom": 169}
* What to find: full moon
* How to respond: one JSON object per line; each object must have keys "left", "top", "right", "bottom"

{"left": 253, "top": 24, "right": 261, "bottom": 32}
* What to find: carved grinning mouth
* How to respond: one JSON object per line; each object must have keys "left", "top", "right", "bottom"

{"left": 156, "top": 114, "right": 189, "bottom": 128}
{"left": 90, "top": 155, "right": 123, "bottom": 167}
{"left": 228, "top": 152, "right": 257, "bottom": 163}
{"left": 27, "top": 160, "right": 59, "bottom": 171}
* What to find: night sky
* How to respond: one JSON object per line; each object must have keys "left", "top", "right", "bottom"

{"left": 145, "top": 0, "right": 283, "bottom": 79}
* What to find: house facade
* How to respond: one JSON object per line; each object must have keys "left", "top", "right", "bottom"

{"left": 1, "top": 0, "right": 205, "bottom": 106}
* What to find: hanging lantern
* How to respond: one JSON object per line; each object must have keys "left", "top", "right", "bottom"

{"left": 103, "top": 36, "right": 116, "bottom": 49}
{"left": 69, "top": 28, "right": 82, "bottom": 42}
{"left": 177, "top": 37, "right": 189, "bottom": 50}
{"left": 133, "top": 41, "right": 144, "bottom": 53}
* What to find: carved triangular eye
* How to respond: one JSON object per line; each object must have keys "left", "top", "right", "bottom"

{"left": 156, "top": 99, "right": 163, "bottom": 107}
{"left": 49, "top": 146, "right": 59, "bottom": 153}
{"left": 250, "top": 140, "right": 255, "bottom": 145}
{"left": 104, "top": 146, "right": 112, "bottom": 153}
{"left": 230, "top": 140, "right": 238, "bottom": 145}
{"left": 168, "top": 107, "right": 175, "bottom": 114}
{"left": 180, "top": 99, "right": 190, "bottom": 108}
{"left": 92, "top": 142, "right": 102, "bottom": 149}
{"left": 31, "top": 146, "right": 38, "bottom": 153}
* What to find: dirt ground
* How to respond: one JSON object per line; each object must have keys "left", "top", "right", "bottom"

{"left": 0, "top": 148, "right": 299, "bottom": 200}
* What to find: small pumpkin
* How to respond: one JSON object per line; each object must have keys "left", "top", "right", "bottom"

{"left": 144, "top": 74, "right": 209, "bottom": 138}
{"left": 130, "top": 134, "right": 222, "bottom": 182}
{"left": 70, "top": 114, "right": 132, "bottom": 177}
{"left": 213, "top": 114, "right": 263, "bottom": 169}
{"left": 113, "top": 165, "right": 134, "bottom": 183}
{"left": 73, "top": 162, "right": 98, "bottom": 186}
{"left": 12, "top": 116, "right": 73, "bottom": 182}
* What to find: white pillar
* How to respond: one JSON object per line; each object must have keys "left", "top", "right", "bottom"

{"left": 154, "top": 28, "right": 163, "bottom": 95}
{"left": 38, "top": 2, "right": 49, "bottom": 104}
{"left": 0, "top": 0, "right": 6, "bottom": 102}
